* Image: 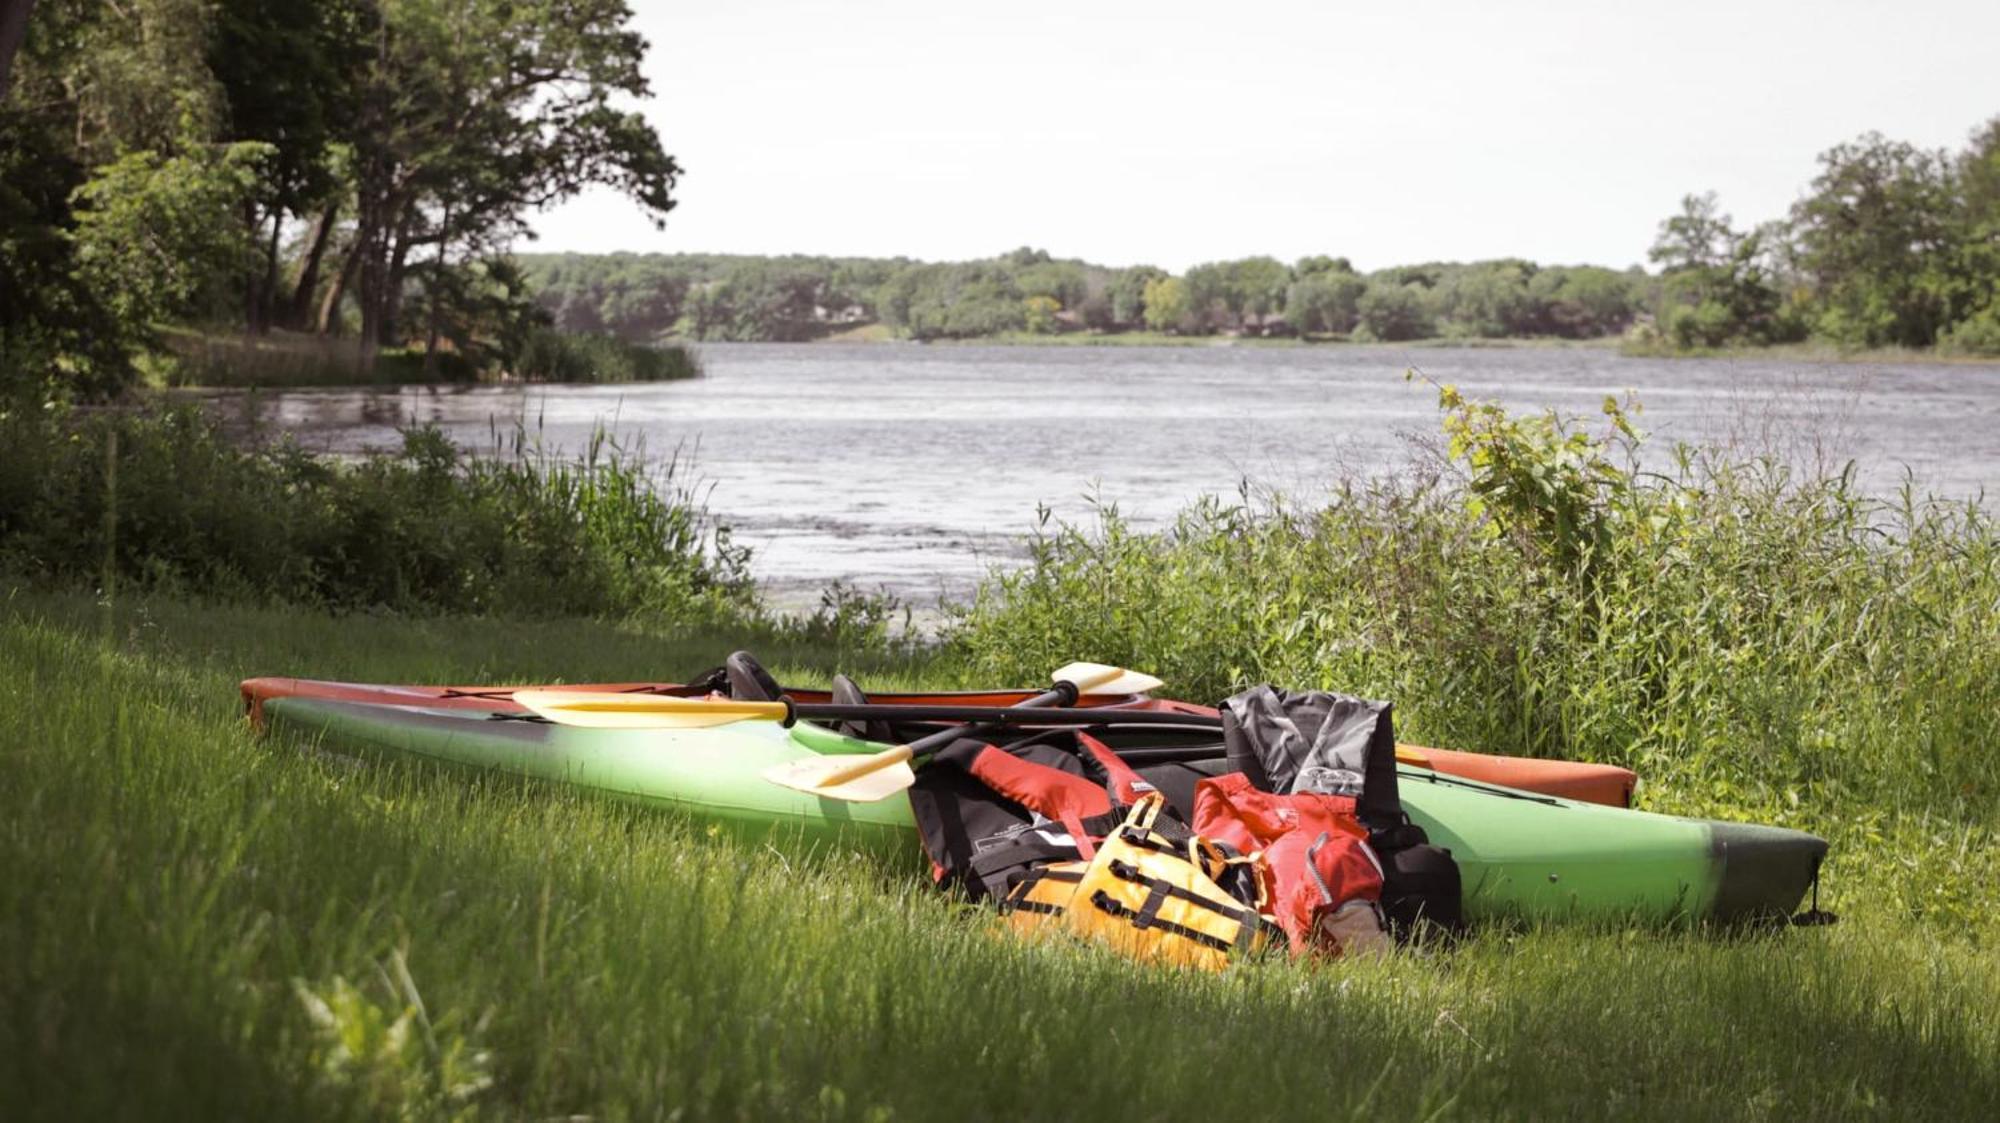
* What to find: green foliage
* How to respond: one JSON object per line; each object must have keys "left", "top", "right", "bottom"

{"left": 292, "top": 953, "right": 494, "bottom": 1120}
{"left": 1184, "top": 256, "right": 1292, "bottom": 333}
{"left": 1021, "top": 294, "right": 1062, "bottom": 334}
{"left": 1107, "top": 265, "right": 1167, "bottom": 327}
{"left": 1354, "top": 281, "right": 1436, "bottom": 341}
{"left": 1645, "top": 117, "right": 2000, "bottom": 354}
{"left": 1939, "top": 300, "right": 2000, "bottom": 356}
{"left": 1790, "top": 134, "right": 1962, "bottom": 348}
{"left": 947, "top": 391, "right": 2000, "bottom": 831}
{"left": 1141, "top": 275, "right": 1192, "bottom": 333}
{"left": 69, "top": 142, "right": 274, "bottom": 336}
{"left": 0, "top": 407, "right": 752, "bottom": 621}
{"left": 513, "top": 330, "right": 702, "bottom": 383}
{"left": 877, "top": 261, "right": 1028, "bottom": 341}
{"left": 1285, "top": 263, "right": 1365, "bottom": 335}
{"left": 1646, "top": 194, "right": 1797, "bottom": 348}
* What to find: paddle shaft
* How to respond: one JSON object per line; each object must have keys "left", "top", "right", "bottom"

{"left": 808, "top": 681, "right": 1083, "bottom": 788}
{"left": 780, "top": 700, "right": 1218, "bottom": 730}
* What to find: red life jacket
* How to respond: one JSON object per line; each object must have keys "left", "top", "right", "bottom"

{"left": 907, "top": 729, "right": 1165, "bottom": 902}
{"left": 1191, "top": 771, "right": 1385, "bottom": 954}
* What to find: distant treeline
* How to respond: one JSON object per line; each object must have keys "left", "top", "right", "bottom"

{"left": 522, "top": 115, "right": 2000, "bottom": 356}
{"left": 519, "top": 250, "right": 1647, "bottom": 344}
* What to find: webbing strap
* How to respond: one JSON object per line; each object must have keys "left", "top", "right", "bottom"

{"left": 1305, "top": 831, "right": 1335, "bottom": 906}
{"left": 1105, "top": 859, "right": 1255, "bottom": 925}
{"left": 1006, "top": 899, "right": 1066, "bottom": 918}
{"left": 1087, "top": 891, "right": 1236, "bottom": 953}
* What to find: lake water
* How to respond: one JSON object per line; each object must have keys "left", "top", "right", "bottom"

{"left": 213, "top": 343, "right": 2000, "bottom": 610}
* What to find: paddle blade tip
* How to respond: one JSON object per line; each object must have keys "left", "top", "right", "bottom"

{"left": 1051, "top": 662, "right": 1164, "bottom": 696}
{"left": 761, "top": 757, "right": 917, "bottom": 803}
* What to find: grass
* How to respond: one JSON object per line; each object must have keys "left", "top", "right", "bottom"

{"left": 1616, "top": 336, "right": 2000, "bottom": 364}
{"left": 2, "top": 581, "right": 1998, "bottom": 1120}
{"left": 149, "top": 328, "right": 702, "bottom": 389}
{"left": 6, "top": 386, "right": 2000, "bottom": 1118}
{"left": 152, "top": 328, "right": 475, "bottom": 389}
{"left": 0, "top": 406, "right": 753, "bottom": 620}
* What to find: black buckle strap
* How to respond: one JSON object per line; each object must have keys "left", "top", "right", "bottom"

{"left": 1087, "top": 891, "right": 1236, "bottom": 953}
{"left": 1104, "top": 859, "right": 1254, "bottom": 925}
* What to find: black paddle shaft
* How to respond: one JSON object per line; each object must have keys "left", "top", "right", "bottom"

{"left": 775, "top": 698, "right": 1222, "bottom": 732}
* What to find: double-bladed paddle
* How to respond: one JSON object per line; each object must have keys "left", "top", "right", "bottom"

{"left": 755, "top": 661, "right": 1164, "bottom": 802}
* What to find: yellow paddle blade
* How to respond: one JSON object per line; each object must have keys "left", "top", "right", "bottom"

{"left": 762, "top": 744, "right": 918, "bottom": 803}
{"left": 513, "top": 690, "right": 790, "bottom": 729}
{"left": 1052, "top": 662, "right": 1165, "bottom": 696}
{"left": 1393, "top": 744, "right": 1433, "bottom": 769}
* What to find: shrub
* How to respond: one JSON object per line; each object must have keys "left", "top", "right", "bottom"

{"left": 0, "top": 406, "right": 750, "bottom": 622}
{"left": 1939, "top": 302, "right": 2000, "bottom": 356}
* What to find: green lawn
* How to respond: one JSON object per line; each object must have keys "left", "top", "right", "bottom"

{"left": 3, "top": 586, "right": 1996, "bottom": 1120}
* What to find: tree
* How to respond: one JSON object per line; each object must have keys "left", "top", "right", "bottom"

{"left": 1355, "top": 281, "right": 1435, "bottom": 341}
{"left": 1284, "top": 265, "right": 1364, "bottom": 335}
{"left": 0, "top": 0, "right": 35, "bottom": 97}
{"left": 70, "top": 143, "right": 272, "bottom": 335}
{"left": 1141, "top": 276, "right": 1191, "bottom": 333}
{"left": 1108, "top": 265, "right": 1165, "bottom": 327}
{"left": 1789, "top": 134, "right": 1961, "bottom": 347}
{"left": 1437, "top": 260, "right": 1537, "bottom": 338}
{"left": 1647, "top": 193, "right": 1790, "bottom": 348}
{"left": 1022, "top": 294, "right": 1060, "bottom": 334}
{"left": 339, "top": 0, "right": 682, "bottom": 369}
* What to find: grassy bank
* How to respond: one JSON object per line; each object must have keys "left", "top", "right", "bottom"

{"left": 3, "top": 586, "right": 1997, "bottom": 1120}
{"left": 152, "top": 329, "right": 701, "bottom": 389}
{"left": 837, "top": 329, "right": 1622, "bottom": 350}
{"left": 5, "top": 390, "right": 2000, "bottom": 1117}
{"left": 1616, "top": 337, "right": 2000, "bottom": 364}
{"left": 0, "top": 407, "right": 748, "bottom": 621}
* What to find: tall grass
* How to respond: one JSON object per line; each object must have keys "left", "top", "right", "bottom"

{"left": 150, "top": 328, "right": 701, "bottom": 388}
{"left": 512, "top": 329, "right": 702, "bottom": 383}
{"left": 0, "top": 406, "right": 753, "bottom": 621}
{"left": 946, "top": 387, "right": 2000, "bottom": 925}
{"left": 3, "top": 587, "right": 1996, "bottom": 1119}
{"left": 153, "top": 329, "right": 480, "bottom": 388}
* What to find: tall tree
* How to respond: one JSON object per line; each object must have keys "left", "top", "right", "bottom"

{"left": 1789, "top": 133, "right": 1960, "bottom": 347}
{"left": 340, "top": 0, "right": 681, "bottom": 368}
{"left": 0, "top": 0, "right": 34, "bottom": 98}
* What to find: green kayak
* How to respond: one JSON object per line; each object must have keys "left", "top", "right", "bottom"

{"left": 247, "top": 685, "right": 1827, "bottom": 925}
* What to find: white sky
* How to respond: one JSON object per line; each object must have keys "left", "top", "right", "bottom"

{"left": 525, "top": 0, "right": 2000, "bottom": 273}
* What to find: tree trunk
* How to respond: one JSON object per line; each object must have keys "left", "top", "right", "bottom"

{"left": 423, "top": 202, "right": 451, "bottom": 378}
{"left": 288, "top": 198, "right": 339, "bottom": 329}
{"left": 242, "top": 200, "right": 263, "bottom": 334}
{"left": 0, "top": 0, "right": 36, "bottom": 101}
{"left": 258, "top": 206, "right": 283, "bottom": 334}
{"left": 378, "top": 206, "right": 416, "bottom": 349}
{"left": 317, "top": 236, "right": 359, "bottom": 336}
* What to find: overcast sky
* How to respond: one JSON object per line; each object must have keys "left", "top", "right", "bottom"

{"left": 525, "top": 0, "right": 2000, "bottom": 272}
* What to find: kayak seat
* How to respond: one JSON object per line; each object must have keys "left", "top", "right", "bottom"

{"left": 830, "top": 674, "right": 896, "bottom": 744}
{"left": 725, "top": 651, "right": 784, "bottom": 702}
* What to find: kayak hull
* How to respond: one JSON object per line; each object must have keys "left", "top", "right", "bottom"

{"left": 248, "top": 679, "right": 1824, "bottom": 926}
